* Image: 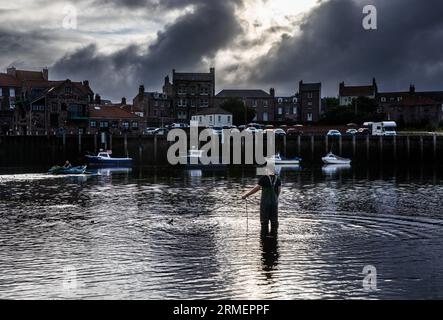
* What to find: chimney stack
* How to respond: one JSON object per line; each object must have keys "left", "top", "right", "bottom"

{"left": 83, "top": 80, "right": 89, "bottom": 87}
{"left": 7, "top": 66, "right": 16, "bottom": 78}
{"left": 42, "top": 68, "right": 49, "bottom": 80}
{"left": 270, "top": 88, "right": 275, "bottom": 97}
{"left": 409, "top": 84, "right": 416, "bottom": 94}
{"left": 121, "top": 97, "right": 127, "bottom": 105}
{"left": 139, "top": 85, "right": 145, "bottom": 96}
{"left": 95, "top": 94, "right": 101, "bottom": 104}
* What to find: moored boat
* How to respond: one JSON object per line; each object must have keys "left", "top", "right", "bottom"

{"left": 322, "top": 152, "right": 351, "bottom": 165}
{"left": 85, "top": 152, "right": 133, "bottom": 168}
{"left": 48, "top": 166, "right": 87, "bottom": 175}
{"left": 180, "top": 148, "right": 226, "bottom": 169}
{"left": 266, "top": 153, "right": 301, "bottom": 166}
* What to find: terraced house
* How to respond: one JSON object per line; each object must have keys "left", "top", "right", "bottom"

{"left": 215, "top": 88, "right": 276, "bottom": 123}
{"left": 163, "top": 68, "right": 215, "bottom": 121}
{"left": 0, "top": 72, "right": 21, "bottom": 134}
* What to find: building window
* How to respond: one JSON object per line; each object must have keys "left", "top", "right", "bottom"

{"left": 307, "top": 92, "right": 313, "bottom": 99}
{"left": 132, "top": 121, "right": 139, "bottom": 129}
{"left": 65, "top": 87, "right": 72, "bottom": 94}
{"left": 381, "top": 97, "right": 386, "bottom": 102}
{"left": 278, "top": 107, "right": 283, "bottom": 115}
{"left": 122, "top": 121, "right": 129, "bottom": 130}
{"left": 99, "top": 121, "right": 109, "bottom": 128}
{"left": 201, "top": 99, "right": 208, "bottom": 107}
{"left": 278, "top": 98, "right": 283, "bottom": 104}
{"left": 307, "top": 113, "right": 313, "bottom": 122}
{"left": 9, "top": 88, "right": 15, "bottom": 97}
{"left": 90, "top": 120, "right": 97, "bottom": 128}
{"left": 293, "top": 107, "right": 297, "bottom": 115}
{"left": 199, "top": 116, "right": 203, "bottom": 122}
{"left": 293, "top": 98, "right": 297, "bottom": 103}
{"left": 200, "top": 87, "right": 209, "bottom": 95}
{"left": 218, "top": 115, "right": 221, "bottom": 122}
{"left": 209, "top": 116, "right": 213, "bottom": 122}
{"left": 227, "top": 116, "right": 231, "bottom": 123}
{"left": 178, "top": 87, "right": 186, "bottom": 95}
{"left": 308, "top": 102, "right": 313, "bottom": 106}
{"left": 263, "top": 112, "right": 269, "bottom": 122}
{"left": 0, "top": 88, "right": 3, "bottom": 97}
{"left": 112, "top": 121, "right": 119, "bottom": 128}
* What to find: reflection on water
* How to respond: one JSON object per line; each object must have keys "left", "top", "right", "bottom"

{"left": 1, "top": 165, "right": 443, "bottom": 299}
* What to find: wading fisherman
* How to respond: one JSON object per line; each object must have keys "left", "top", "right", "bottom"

{"left": 242, "top": 169, "right": 282, "bottom": 236}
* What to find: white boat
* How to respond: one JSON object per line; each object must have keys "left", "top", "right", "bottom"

{"left": 180, "top": 148, "right": 226, "bottom": 169}
{"left": 266, "top": 153, "right": 301, "bottom": 166}
{"left": 322, "top": 152, "right": 351, "bottom": 165}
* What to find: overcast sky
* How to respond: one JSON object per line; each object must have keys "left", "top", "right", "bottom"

{"left": 1, "top": 0, "right": 442, "bottom": 101}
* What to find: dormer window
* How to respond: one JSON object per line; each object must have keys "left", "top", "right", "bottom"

{"left": 65, "top": 87, "right": 72, "bottom": 94}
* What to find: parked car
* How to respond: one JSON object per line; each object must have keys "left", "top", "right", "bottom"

{"left": 327, "top": 130, "right": 342, "bottom": 137}
{"left": 346, "top": 129, "right": 358, "bottom": 135}
{"left": 210, "top": 127, "right": 223, "bottom": 136}
{"left": 357, "top": 128, "right": 371, "bottom": 135}
{"left": 287, "top": 128, "right": 303, "bottom": 136}
{"left": 153, "top": 128, "right": 169, "bottom": 136}
{"left": 145, "top": 127, "right": 158, "bottom": 135}
{"left": 274, "top": 129, "right": 286, "bottom": 137}
{"left": 245, "top": 127, "right": 258, "bottom": 134}
{"left": 171, "top": 123, "right": 189, "bottom": 129}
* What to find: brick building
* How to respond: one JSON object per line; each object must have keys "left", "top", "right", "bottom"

{"left": 298, "top": 81, "right": 322, "bottom": 123}
{"left": 377, "top": 85, "right": 443, "bottom": 127}
{"left": 0, "top": 72, "right": 21, "bottom": 134}
{"left": 339, "top": 78, "right": 377, "bottom": 106}
{"left": 133, "top": 85, "right": 174, "bottom": 126}
{"left": 215, "top": 89, "right": 276, "bottom": 123}
{"left": 163, "top": 68, "right": 215, "bottom": 121}
{"left": 15, "top": 78, "right": 93, "bottom": 135}
{"left": 275, "top": 96, "right": 299, "bottom": 123}
{"left": 88, "top": 104, "right": 145, "bottom": 135}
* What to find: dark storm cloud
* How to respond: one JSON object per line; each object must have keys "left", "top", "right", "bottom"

{"left": 52, "top": 0, "right": 243, "bottom": 100}
{"left": 247, "top": 0, "right": 443, "bottom": 96}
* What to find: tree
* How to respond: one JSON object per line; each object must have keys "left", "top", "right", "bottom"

{"left": 320, "top": 97, "right": 383, "bottom": 125}
{"left": 220, "top": 98, "right": 256, "bottom": 126}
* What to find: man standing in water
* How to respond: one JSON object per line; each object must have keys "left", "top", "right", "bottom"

{"left": 242, "top": 169, "right": 282, "bottom": 237}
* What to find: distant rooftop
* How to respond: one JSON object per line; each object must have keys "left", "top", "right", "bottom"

{"left": 216, "top": 89, "right": 272, "bottom": 99}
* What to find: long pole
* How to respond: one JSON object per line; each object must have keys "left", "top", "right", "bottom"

{"left": 245, "top": 199, "right": 248, "bottom": 231}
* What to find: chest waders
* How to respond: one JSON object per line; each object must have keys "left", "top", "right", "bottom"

{"left": 260, "top": 175, "right": 279, "bottom": 235}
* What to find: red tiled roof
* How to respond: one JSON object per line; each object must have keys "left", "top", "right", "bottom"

{"left": 340, "top": 85, "right": 375, "bottom": 97}
{"left": 398, "top": 96, "right": 438, "bottom": 106}
{"left": 89, "top": 105, "right": 142, "bottom": 120}
{"left": 14, "top": 70, "right": 45, "bottom": 81}
{"left": 0, "top": 73, "right": 21, "bottom": 87}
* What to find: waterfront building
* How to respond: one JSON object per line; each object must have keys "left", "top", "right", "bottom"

{"left": 163, "top": 68, "right": 215, "bottom": 121}
{"left": 298, "top": 81, "right": 322, "bottom": 123}
{"left": 215, "top": 89, "right": 276, "bottom": 123}
{"left": 339, "top": 78, "right": 378, "bottom": 106}
{"left": 377, "top": 85, "right": 443, "bottom": 127}
{"left": 0, "top": 72, "right": 21, "bottom": 134}
{"left": 275, "top": 95, "right": 299, "bottom": 123}
{"left": 133, "top": 85, "right": 174, "bottom": 127}
{"left": 191, "top": 107, "right": 233, "bottom": 127}
{"left": 88, "top": 104, "right": 145, "bottom": 135}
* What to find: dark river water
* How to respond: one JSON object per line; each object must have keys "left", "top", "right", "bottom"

{"left": 1, "top": 165, "right": 443, "bottom": 300}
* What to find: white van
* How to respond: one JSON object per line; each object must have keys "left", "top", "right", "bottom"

{"left": 370, "top": 121, "right": 397, "bottom": 136}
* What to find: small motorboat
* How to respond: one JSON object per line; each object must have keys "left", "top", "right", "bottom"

{"left": 85, "top": 151, "right": 133, "bottom": 168}
{"left": 48, "top": 166, "right": 87, "bottom": 175}
{"left": 180, "top": 148, "right": 226, "bottom": 169}
{"left": 266, "top": 153, "right": 301, "bottom": 166}
{"left": 322, "top": 152, "right": 351, "bottom": 165}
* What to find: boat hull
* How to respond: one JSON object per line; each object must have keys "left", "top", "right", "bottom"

{"left": 85, "top": 156, "right": 133, "bottom": 168}
{"left": 322, "top": 158, "right": 351, "bottom": 165}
